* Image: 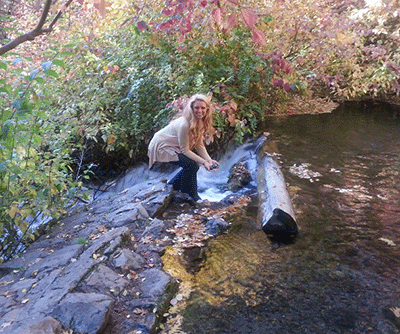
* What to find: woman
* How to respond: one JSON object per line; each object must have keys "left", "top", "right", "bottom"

{"left": 148, "top": 94, "right": 219, "bottom": 201}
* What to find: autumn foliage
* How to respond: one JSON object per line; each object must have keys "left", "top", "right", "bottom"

{"left": 0, "top": 0, "right": 399, "bottom": 259}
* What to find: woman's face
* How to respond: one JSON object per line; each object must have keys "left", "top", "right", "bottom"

{"left": 192, "top": 100, "right": 208, "bottom": 120}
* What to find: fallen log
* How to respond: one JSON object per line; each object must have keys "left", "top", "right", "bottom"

{"left": 256, "top": 133, "right": 299, "bottom": 240}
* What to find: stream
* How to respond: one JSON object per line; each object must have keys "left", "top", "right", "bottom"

{"left": 161, "top": 102, "right": 400, "bottom": 334}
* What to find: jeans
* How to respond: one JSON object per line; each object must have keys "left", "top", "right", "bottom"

{"left": 170, "top": 153, "right": 200, "bottom": 201}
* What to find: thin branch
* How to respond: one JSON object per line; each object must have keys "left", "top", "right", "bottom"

{"left": 0, "top": 0, "right": 74, "bottom": 56}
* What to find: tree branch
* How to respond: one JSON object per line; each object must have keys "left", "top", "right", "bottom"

{"left": 0, "top": 0, "right": 73, "bottom": 56}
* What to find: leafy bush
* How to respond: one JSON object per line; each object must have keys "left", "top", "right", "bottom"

{"left": 0, "top": 52, "right": 88, "bottom": 261}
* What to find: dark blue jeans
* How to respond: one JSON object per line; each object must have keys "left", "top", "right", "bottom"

{"left": 171, "top": 153, "right": 200, "bottom": 201}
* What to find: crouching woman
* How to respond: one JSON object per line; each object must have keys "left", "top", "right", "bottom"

{"left": 148, "top": 93, "right": 219, "bottom": 201}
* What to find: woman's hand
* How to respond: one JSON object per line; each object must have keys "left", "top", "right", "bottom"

{"left": 204, "top": 160, "right": 220, "bottom": 172}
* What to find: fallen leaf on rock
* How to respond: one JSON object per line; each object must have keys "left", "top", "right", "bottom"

{"left": 141, "top": 236, "right": 153, "bottom": 244}
{"left": 89, "top": 233, "right": 102, "bottom": 240}
{"left": 21, "top": 298, "right": 29, "bottom": 304}
{"left": 97, "top": 225, "right": 108, "bottom": 233}
{"left": 0, "top": 281, "right": 13, "bottom": 286}
{"left": 0, "top": 322, "right": 11, "bottom": 329}
{"left": 379, "top": 238, "right": 396, "bottom": 246}
{"left": 390, "top": 307, "right": 400, "bottom": 317}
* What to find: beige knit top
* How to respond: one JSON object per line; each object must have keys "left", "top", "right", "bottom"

{"left": 148, "top": 117, "right": 211, "bottom": 168}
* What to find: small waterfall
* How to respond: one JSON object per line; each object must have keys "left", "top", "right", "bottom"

{"left": 197, "top": 141, "right": 258, "bottom": 202}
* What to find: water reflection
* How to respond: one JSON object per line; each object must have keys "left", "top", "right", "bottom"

{"left": 162, "top": 104, "right": 400, "bottom": 334}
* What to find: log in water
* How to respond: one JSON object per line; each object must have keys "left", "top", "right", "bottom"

{"left": 256, "top": 134, "right": 299, "bottom": 239}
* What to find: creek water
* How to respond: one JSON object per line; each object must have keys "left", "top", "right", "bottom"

{"left": 162, "top": 103, "right": 400, "bottom": 334}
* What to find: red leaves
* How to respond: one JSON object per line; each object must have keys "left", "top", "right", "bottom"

{"left": 273, "top": 79, "right": 294, "bottom": 93}
{"left": 224, "top": 14, "right": 238, "bottom": 34}
{"left": 180, "top": 17, "right": 192, "bottom": 35}
{"left": 241, "top": 8, "right": 258, "bottom": 29}
{"left": 137, "top": 21, "right": 147, "bottom": 32}
{"left": 241, "top": 9, "right": 266, "bottom": 46}
{"left": 252, "top": 29, "right": 266, "bottom": 46}
{"left": 220, "top": 102, "right": 238, "bottom": 127}
{"left": 162, "top": 8, "right": 174, "bottom": 16}
{"left": 212, "top": 8, "right": 222, "bottom": 27}
{"left": 154, "top": 2, "right": 267, "bottom": 49}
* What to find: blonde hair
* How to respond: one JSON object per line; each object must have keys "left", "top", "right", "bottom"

{"left": 181, "top": 94, "right": 215, "bottom": 149}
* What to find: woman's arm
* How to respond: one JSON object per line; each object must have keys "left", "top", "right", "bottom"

{"left": 177, "top": 118, "right": 218, "bottom": 170}
{"left": 177, "top": 119, "right": 207, "bottom": 165}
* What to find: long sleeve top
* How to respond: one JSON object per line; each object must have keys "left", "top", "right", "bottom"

{"left": 148, "top": 117, "right": 211, "bottom": 168}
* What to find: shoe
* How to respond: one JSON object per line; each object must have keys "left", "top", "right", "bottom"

{"left": 192, "top": 194, "right": 201, "bottom": 202}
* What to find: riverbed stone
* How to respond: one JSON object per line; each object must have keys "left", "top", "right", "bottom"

{"left": 138, "top": 268, "right": 174, "bottom": 298}
{"left": 16, "top": 316, "right": 64, "bottom": 334}
{"left": 204, "top": 215, "right": 230, "bottom": 237}
{"left": 50, "top": 292, "right": 113, "bottom": 334}
{"left": 83, "top": 264, "right": 129, "bottom": 296}
{"left": 105, "top": 202, "right": 149, "bottom": 227}
{"left": 103, "top": 236, "right": 123, "bottom": 255}
{"left": 0, "top": 172, "right": 224, "bottom": 334}
{"left": 142, "top": 218, "right": 167, "bottom": 238}
{"left": 112, "top": 248, "right": 146, "bottom": 270}
{"left": 227, "top": 161, "right": 252, "bottom": 192}
{"left": 23, "top": 244, "right": 84, "bottom": 278}
{"left": 0, "top": 249, "right": 46, "bottom": 274}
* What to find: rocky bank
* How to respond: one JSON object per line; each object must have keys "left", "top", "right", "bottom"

{"left": 0, "top": 170, "right": 244, "bottom": 334}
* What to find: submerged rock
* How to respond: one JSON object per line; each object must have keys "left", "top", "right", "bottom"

{"left": 227, "top": 161, "right": 252, "bottom": 192}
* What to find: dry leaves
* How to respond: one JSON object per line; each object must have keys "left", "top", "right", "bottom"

{"left": 379, "top": 238, "right": 396, "bottom": 247}
{"left": 390, "top": 307, "right": 400, "bottom": 318}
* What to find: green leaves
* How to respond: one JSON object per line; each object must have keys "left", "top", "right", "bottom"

{"left": 0, "top": 60, "right": 7, "bottom": 70}
{"left": 0, "top": 52, "right": 80, "bottom": 260}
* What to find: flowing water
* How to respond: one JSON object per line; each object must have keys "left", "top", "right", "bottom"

{"left": 162, "top": 103, "right": 400, "bottom": 334}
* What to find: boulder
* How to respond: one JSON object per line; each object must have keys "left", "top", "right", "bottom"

{"left": 50, "top": 293, "right": 113, "bottom": 334}
{"left": 227, "top": 161, "right": 252, "bottom": 192}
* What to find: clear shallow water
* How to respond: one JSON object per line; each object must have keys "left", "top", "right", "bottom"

{"left": 163, "top": 103, "right": 400, "bottom": 334}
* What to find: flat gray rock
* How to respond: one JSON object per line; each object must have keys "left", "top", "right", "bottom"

{"left": 16, "top": 316, "right": 63, "bottom": 334}
{"left": 84, "top": 264, "right": 129, "bottom": 296}
{"left": 23, "top": 244, "right": 84, "bottom": 278}
{"left": 51, "top": 293, "right": 113, "bottom": 334}
{"left": 112, "top": 248, "right": 146, "bottom": 270}
{"left": 138, "top": 268, "right": 172, "bottom": 298}
{"left": 105, "top": 202, "right": 149, "bottom": 227}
